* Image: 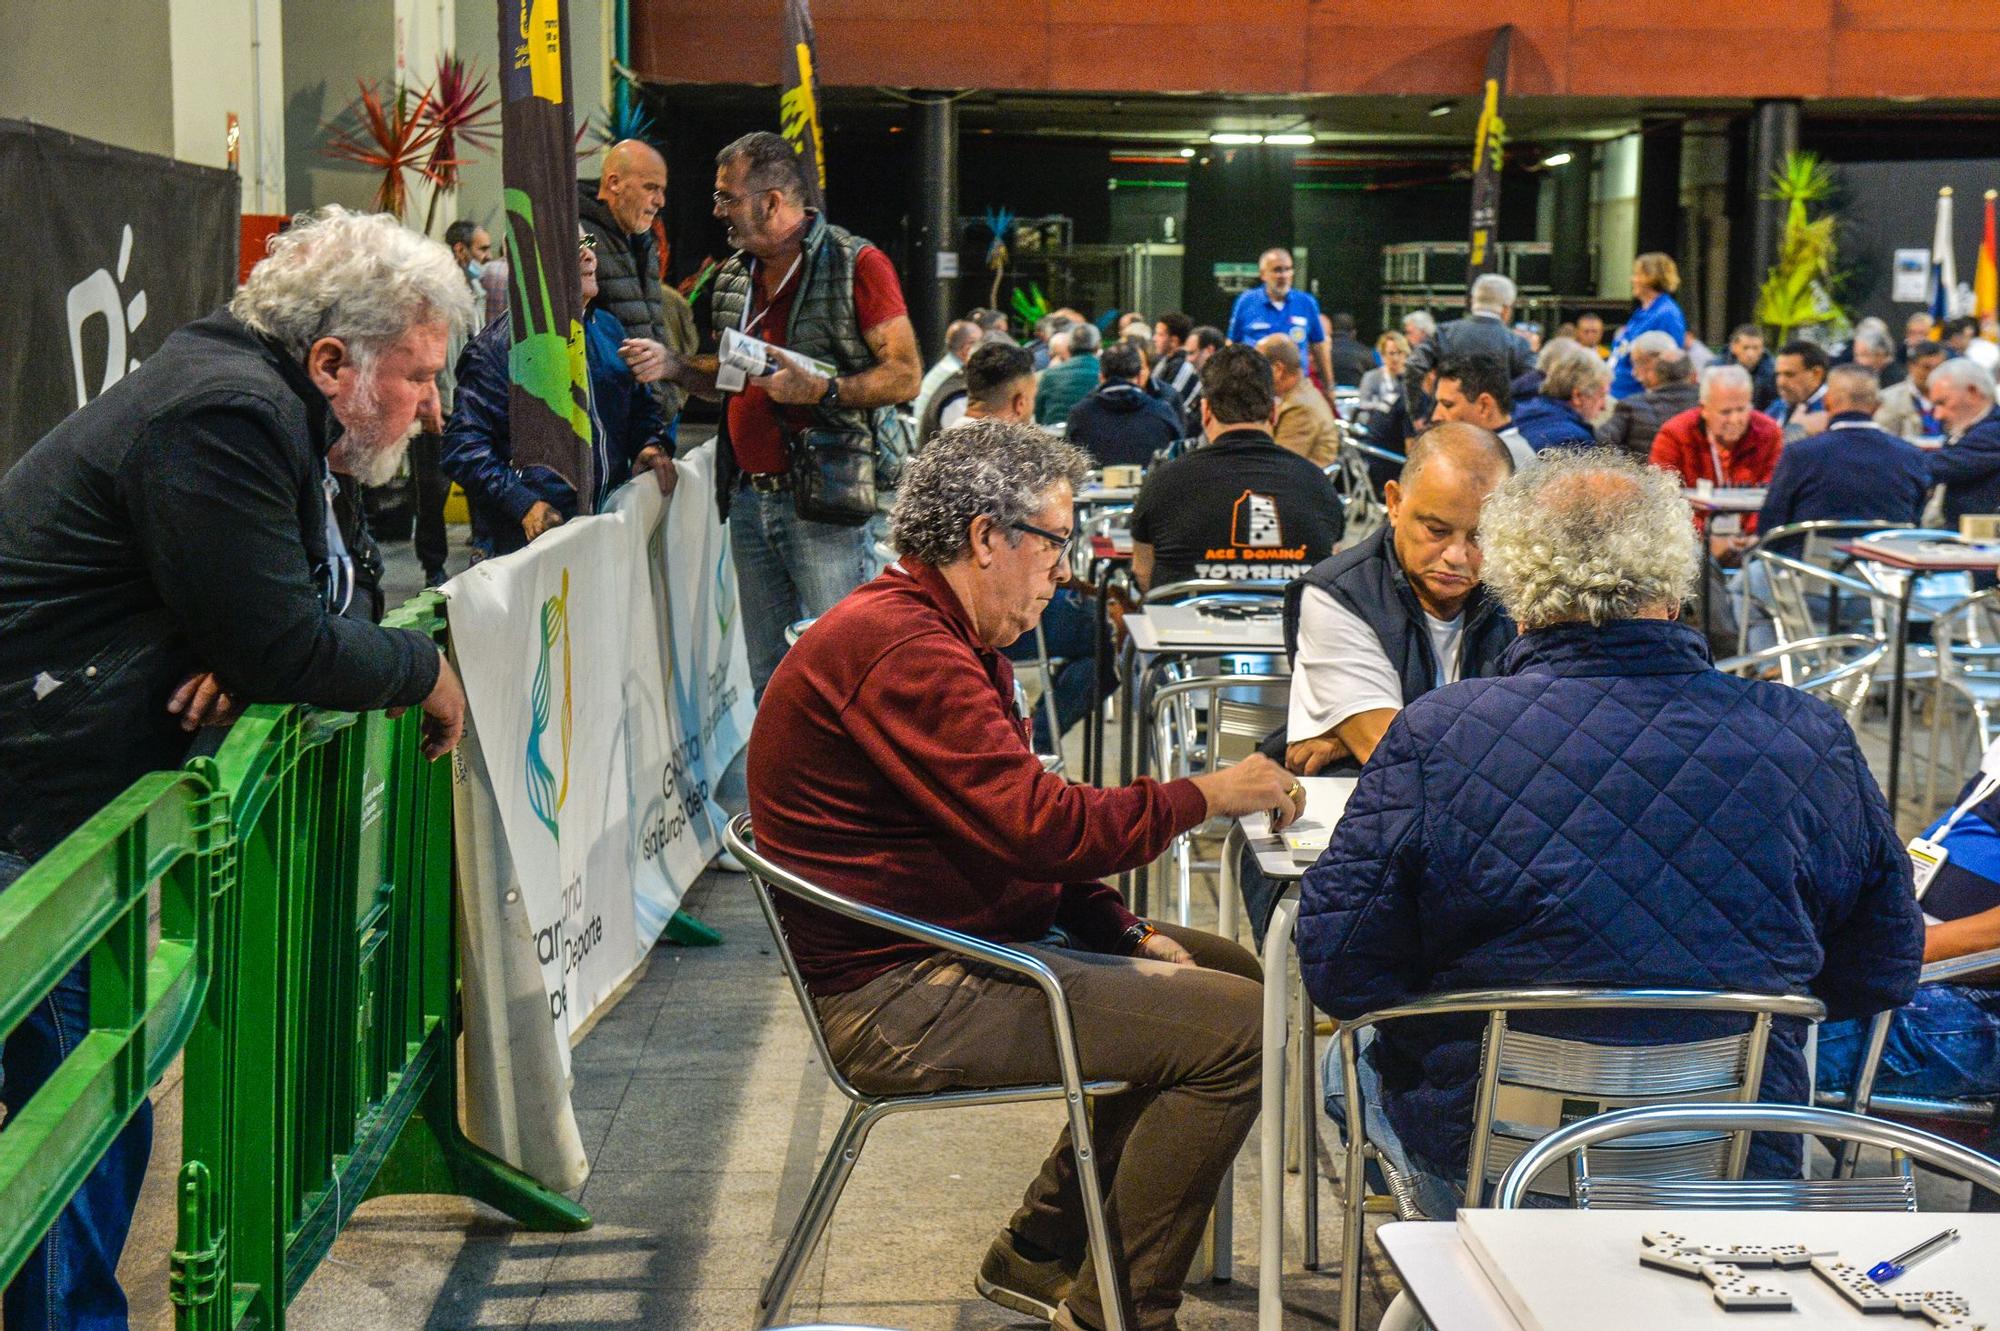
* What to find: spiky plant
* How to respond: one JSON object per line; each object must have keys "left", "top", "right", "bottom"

{"left": 1756, "top": 151, "right": 1848, "bottom": 344}
{"left": 419, "top": 55, "right": 499, "bottom": 234}
{"left": 323, "top": 80, "right": 441, "bottom": 219}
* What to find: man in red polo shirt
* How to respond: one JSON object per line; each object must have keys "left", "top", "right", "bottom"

{"left": 657, "top": 132, "right": 922, "bottom": 693}
{"left": 749, "top": 421, "right": 1300, "bottom": 1331}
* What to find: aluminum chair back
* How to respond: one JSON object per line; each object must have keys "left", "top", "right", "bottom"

{"left": 1854, "top": 528, "right": 1978, "bottom": 625}
{"left": 1327, "top": 444, "right": 1386, "bottom": 541}
{"left": 1493, "top": 1103, "right": 2000, "bottom": 1211}
{"left": 1330, "top": 986, "right": 1825, "bottom": 1331}
{"left": 785, "top": 618, "right": 817, "bottom": 646}
{"left": 1072, "top": 505, "right": 1133, "bottom": 583}
{"left": 724, "top": 815, "right": 1133, "bottom": 1331}
{"left": 1743, "top": 549, "right": 1888, "bottom": 652}
{"left": 1715, "top": 633, "right": 1885, "bottom": 724}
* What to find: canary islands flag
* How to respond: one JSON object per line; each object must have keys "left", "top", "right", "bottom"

{"left": 1931, "top": 186, "right": 1959, "bottom": 324}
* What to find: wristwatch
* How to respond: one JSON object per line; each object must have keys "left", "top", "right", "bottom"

{"left": 819, "top": 374, "right": 841, "bottom": 409}
{"left": 1120, "top": 921, "right": 1158, "bottom": 955}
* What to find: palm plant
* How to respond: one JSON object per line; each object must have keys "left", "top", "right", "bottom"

{"left": 1755, "top": 151, "right": 1847, "bottom": 344}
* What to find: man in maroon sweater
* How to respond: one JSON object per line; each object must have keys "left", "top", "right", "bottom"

{"left": 748, "top": 421, "right": 1300, "bottom": 1331}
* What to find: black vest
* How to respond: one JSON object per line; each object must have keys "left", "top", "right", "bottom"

{"left": 1283, "top": 524, "right": 1515, "bottom": 705}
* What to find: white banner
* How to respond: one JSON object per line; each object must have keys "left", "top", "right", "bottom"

{"left": 446, "top": 441, "right": 754, "bottom": 1187}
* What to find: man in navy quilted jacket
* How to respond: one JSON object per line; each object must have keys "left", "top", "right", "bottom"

{"left": 1299, "top": 447, "right": 1923, "bottom": 1209}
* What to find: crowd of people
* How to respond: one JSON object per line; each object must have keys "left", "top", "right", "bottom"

{"left": 10, "top": 127, "right": 2000, "bottom": 1331}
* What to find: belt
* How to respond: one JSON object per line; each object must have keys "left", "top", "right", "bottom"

{"left": 742, "top": 471, "right": 791, "bottom": 494}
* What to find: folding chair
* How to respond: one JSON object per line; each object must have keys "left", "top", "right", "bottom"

{"left": 1325, "top": 987, "right": 1824, "bottom": 1331}
{"left": 724, "top": 815, "right": 1132, "bottom": 1331}
{"left": 1714, "top": 633, "right": 1885, "bottom": 724}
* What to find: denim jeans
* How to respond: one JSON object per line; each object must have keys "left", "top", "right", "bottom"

{"left": 1817, "top": 984, "right": 2000, "bottom": 1102}
{"left": 728, "top": 485, "right": 869, "bottom": 697}
{"left": 0, "top": 850, "right": 154, "bottom": 1331}
{"left": 1321, "top": 1032, "right": 1466, "bottom": 1219}
{"left": 1002, "top": 588, "right": 1116, "bottom": 754}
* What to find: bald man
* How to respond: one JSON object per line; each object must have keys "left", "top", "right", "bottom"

{"left": 1227, "top": 246, "right": 1334, "bottom": 396}
{"left": 580, "top": 139, "right": 680, "bottom": 416}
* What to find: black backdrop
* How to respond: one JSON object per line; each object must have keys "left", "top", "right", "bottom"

{"left": 0, "top": 121, "right": 239, "bottom": 475}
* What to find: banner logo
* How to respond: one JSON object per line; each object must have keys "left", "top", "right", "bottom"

{"left": 526, "top": 567, "right": 574, "bottom": 841}
{"left": 66, "top": 224, "right": 147, "bottom": 409}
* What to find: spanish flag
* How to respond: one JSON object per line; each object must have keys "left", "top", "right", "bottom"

{"left": 1977, "top": 189, "right": 1998, "bottom": 322}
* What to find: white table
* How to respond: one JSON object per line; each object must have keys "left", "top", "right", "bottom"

{"left": 1123, "top": 607, "right": 1286, "bottom": 654}
{"left": 1075, "top": 483, "right": 1137, "bottom": 506}
{"left": 1221, "top": 775, "right": 1358, "bottom": 1331}
{"left": 1385, "top": 1211, "right": 2000, "bottom": 1331}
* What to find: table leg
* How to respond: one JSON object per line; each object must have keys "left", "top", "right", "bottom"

{"left": 1259, "top": 893, "right": 1300, "bottom": 1331}
{"left": 1887, "top": 575, "right": 1915, "bottom": 816}
{"left": 1087, "top": 558, "right": 1114, "bottom": 786}
{"left": 1219, "top": 823, "right": 1241, "bottom": 942}
{"left": 1300, "top": 972, "right": 1320, "bottom": 1271}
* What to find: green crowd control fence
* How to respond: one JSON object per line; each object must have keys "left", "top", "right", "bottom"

{"left": 1, "top": 590, "right": 592, "bottom": 1330}
{"left": 0, "top": 768, "right": 229, "bottom": 1292}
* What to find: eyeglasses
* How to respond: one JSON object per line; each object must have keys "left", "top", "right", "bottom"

{"left": 1010, "top": 520, "right": 1075, "bottom": 564}
{"left": 577, "top": 233, "right": 597, "bottom": 254}
{"left": 712, "top": 190, "right": 748, "bottom": 208}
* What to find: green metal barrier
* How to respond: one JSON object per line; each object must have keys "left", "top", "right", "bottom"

{"left": 0, "top": 768, "right": 229, "bottom": 1290}
{"left": 173, "top": 591, "right": 589, "bottom": 1331}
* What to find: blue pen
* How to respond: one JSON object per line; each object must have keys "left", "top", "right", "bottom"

{"left": 1867, "top": 1228, "right": 1959, "bottom": 1285}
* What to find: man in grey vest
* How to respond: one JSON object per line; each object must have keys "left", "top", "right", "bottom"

{"left": 579, "top": 139, "right": 684, "bottom": 421}
{"left": 653, "top": 131, "right": 922, "bottom": 694}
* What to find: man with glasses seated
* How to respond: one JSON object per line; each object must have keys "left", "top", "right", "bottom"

{"left": 441, "top": 225, "right": 678, "bottom": 558}
{"left": 749, "top": 421, "right": 1303, "bottom": 1331}
{"left": 0, "top": 206, "right": 476, "bottom": 1331}
{"left": 1298, "top": 449, "right": 1922, "bottom": 1213}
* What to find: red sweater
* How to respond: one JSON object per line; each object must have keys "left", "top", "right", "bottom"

{"left": 1650, "top": 407, "right": 1784, "bottom": 533}
{"left": 747, "top": 559, "right": 1209, "bottom": 994}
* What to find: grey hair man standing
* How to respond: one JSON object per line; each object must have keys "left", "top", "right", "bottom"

{"left": 0, "top": 205, "right": 474, "bottom": 1331}
{"left": 1402, "top": 273, "right": 1535, "bottom": 420}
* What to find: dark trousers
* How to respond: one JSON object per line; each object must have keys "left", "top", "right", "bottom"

{"left": 1, "top": 851, "right": 153, "bottom": 1331}
{"left": 410, "top": 431, "right": 450, "bottom": 578}
{"left": 814, "top": 921, "right": 1261, "bottom": 1331}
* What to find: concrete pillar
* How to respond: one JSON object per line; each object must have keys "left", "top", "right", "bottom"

{"left": 909, "top": 93, "right": 959, "bottom": 361}
{"left": 1738, "top": 100, "right": 1800, "bottom": 328}
{"left": 1636, "top": 117, "right": 1683, "bottom": 261}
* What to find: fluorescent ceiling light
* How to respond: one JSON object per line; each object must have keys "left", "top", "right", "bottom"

{"left": 1179, "top": 147, "right": 1195, "bottom": 158}
{"left": 1265, "top": 133, "right": 1317, "bottom": 146}
{"left": 1427, "top": 101, "right": 1454, "bottom": 118}
{"left": 1541, "top": 151, "right": 1574, "bottom": 167}
{"left": 1209, "top": 132, "right": 1264, "bottom": 145}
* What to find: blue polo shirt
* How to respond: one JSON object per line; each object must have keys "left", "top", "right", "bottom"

{"left": 1228, "top": 286, "right": 1325, "bottom": 351}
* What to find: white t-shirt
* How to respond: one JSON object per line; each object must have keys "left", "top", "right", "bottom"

{"left": 1287, "top": 586, "right": 1464, "bottom": 742}
{"left": 1497, "top": 425, "right": 1536, "bottom": 470}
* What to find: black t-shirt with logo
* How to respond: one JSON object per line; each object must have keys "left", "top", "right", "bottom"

{"left": 1130, "top": 428, "right": 1345, "bottom": 589}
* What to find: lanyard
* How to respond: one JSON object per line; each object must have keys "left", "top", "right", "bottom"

{"left": 741, "top": 251, "right": 803, "bottom": 338}
{"left": 1707, "top": 436, "right": 1728, "bottom": 486}
{"left": 1934, "top": 772, "right": 2000, "bottom": 845}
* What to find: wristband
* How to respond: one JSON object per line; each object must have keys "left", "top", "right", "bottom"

{"left": 1120, "top": 921, "right": 1158, "bottom": 955}
{"left": 819, "top": 374, "right": 841, "bottom": 409}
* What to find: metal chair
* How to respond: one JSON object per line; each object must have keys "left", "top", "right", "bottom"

{"left": 785, "top": 618, "right": 817, "bottom": 646}
{"left": 1326, "top": 444, "right": 1387, "bottom": 542}
{"left": 1922, "top": 587, "right": 2000, "bottom": 807}
{"left": 1737, "top": 519, "right": 1907, "bottom": 654}
{"left": 723, "top": 815, "right": 1132, "bottom": 1331}
{"left": 1714, "top": 633, "right": 1886, "bottom": 724}
{"left": 1326, "top": 987, "right": 1825, "bottom": 1331}
{"left": 1493, "top": 1102, "right": 2000, "bottom": 1210}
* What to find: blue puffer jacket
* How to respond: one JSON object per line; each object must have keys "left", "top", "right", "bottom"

{"left": 1512, "top": 394, "right": 1596, "bottom": 452}
{"left": 1299, "top": 618, "right": 1923, "bottom": 1179}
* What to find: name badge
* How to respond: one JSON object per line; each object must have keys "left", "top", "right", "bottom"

{"left": 1908, "top": 836, "right": 1948, "bottom": 899}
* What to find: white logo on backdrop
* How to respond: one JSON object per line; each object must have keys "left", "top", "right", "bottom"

{"left": 66, "top": 224, "right": 148, "bottom": 408}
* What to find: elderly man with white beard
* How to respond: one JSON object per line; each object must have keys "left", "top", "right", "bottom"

{"left": 0, "top": 204, "right": 478, "bottom": 1329}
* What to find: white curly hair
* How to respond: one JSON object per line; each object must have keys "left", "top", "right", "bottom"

{"left": 231, "top": 206, "right": 477, "bottom": 362}
{"left": 1479, "top": 448, "right": 1698, "bottom": 630}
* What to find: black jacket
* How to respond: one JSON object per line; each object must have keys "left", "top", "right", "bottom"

{"left": 1065, "top": 381, "right": 1182, "bottom": 468}
{"left": 577, "top": 184, "right": 680, "bottom": 418}
{"left": 1403, "top": 312, "right": 1534, "bottom": 402}
{"left": 0, "top": 310, "right": 441, "bottom": 859}
{"left": 1329, "top": 333, "right": 1374, "bottom": 388}
{"left": 1596, "top": 378, "right": 1699, "bottom": 459}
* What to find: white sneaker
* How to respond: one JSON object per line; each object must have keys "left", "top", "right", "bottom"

{"left": 715, "top": 847, "right": 746, "bottom": 874}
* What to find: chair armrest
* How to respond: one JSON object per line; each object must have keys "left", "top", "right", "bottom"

{"left": 1715, "top": 634, "right": 1879, "bottom": 676}
{"left": 1922, "top": 944, "right": 2000, "bottom": 985}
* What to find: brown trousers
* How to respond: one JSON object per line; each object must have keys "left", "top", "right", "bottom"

{"left": 815, "top": 921, "right": 1263, "bottom": 1331}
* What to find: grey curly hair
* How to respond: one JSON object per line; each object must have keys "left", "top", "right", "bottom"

{"left": 889, "top": 421, "right": 1090, "bottom": 566}
{"left": 230, "top": 206, "right": 477, "bottom": 362}
{"left": 1479, "top": 448, "right": 1698, "bottom": 630}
